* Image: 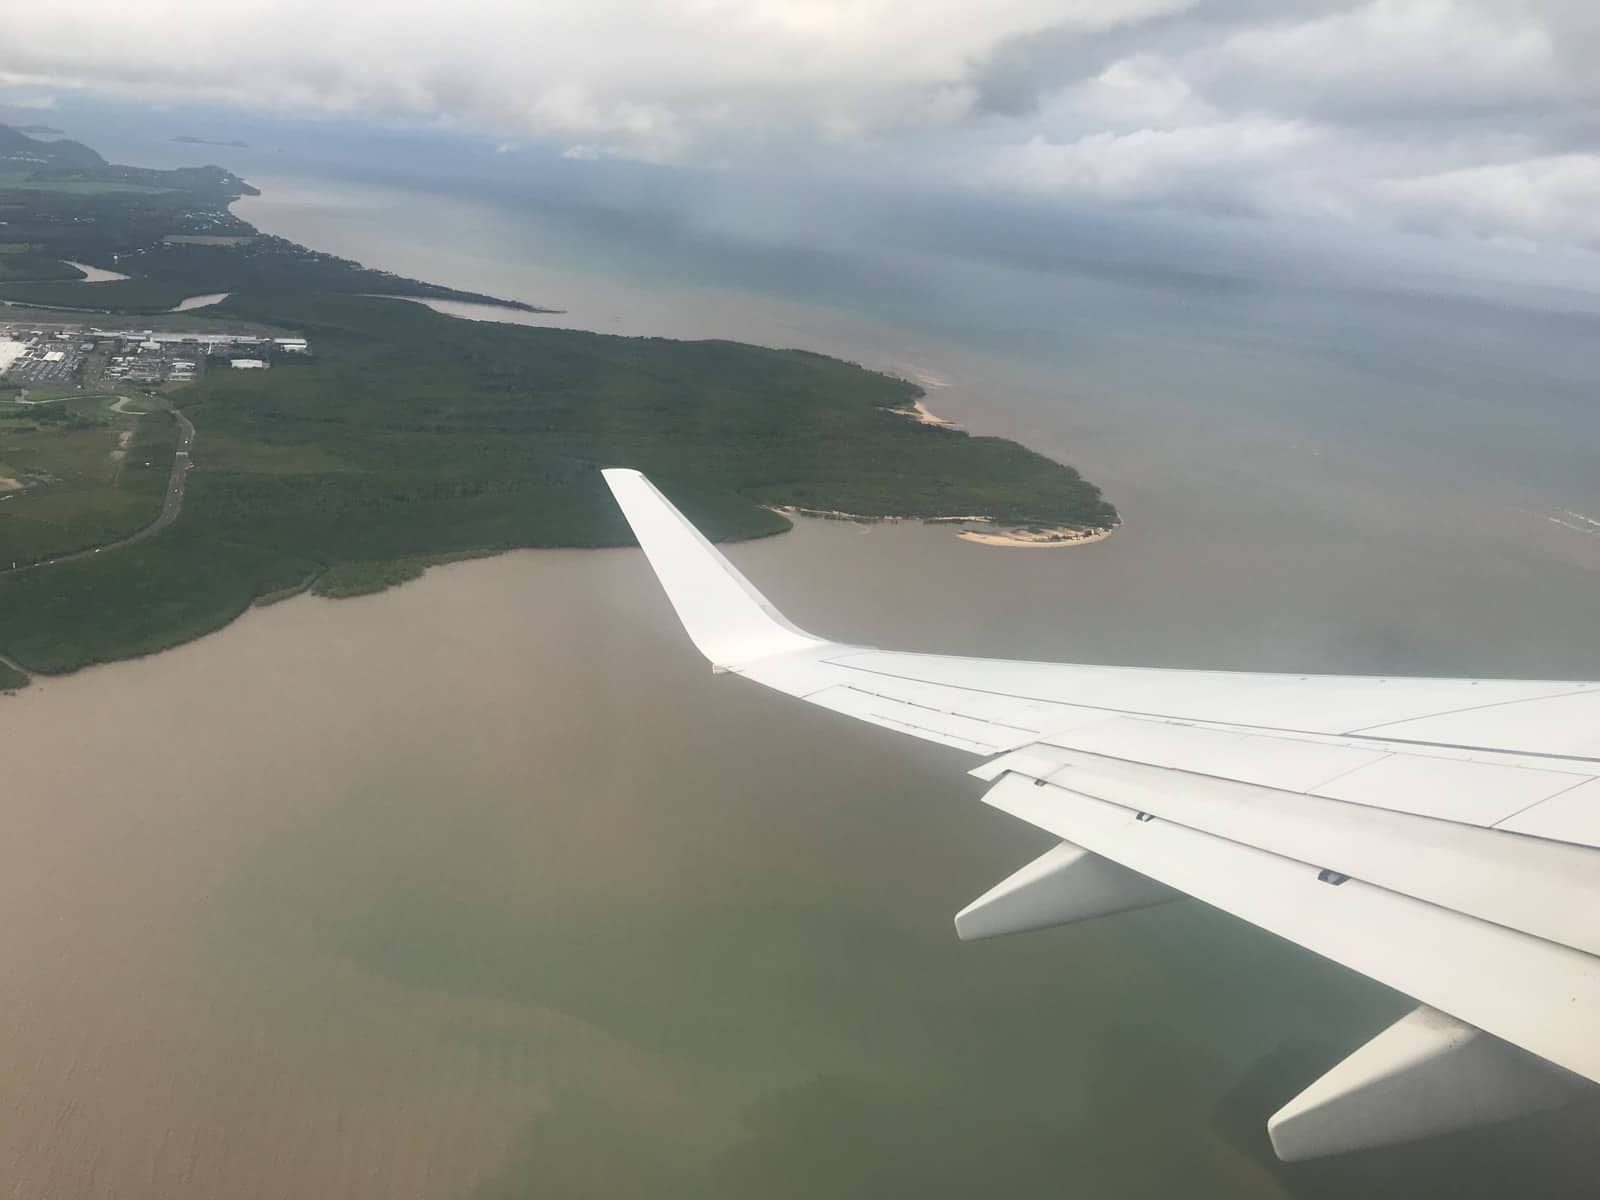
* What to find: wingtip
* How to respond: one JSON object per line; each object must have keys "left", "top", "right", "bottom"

{"left": 600, "top": 467, "right": 827, "bottom": 668}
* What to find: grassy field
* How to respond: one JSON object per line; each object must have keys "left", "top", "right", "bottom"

{"left": 0, "top": 401, "right": 175, "bottom": 568}
{"left": 0, "top": 658, "right": 26, "bottom": 690}
{"left": 0, "top": 168, "right": 172, "bottom": 196}
{"left": 0, "top": 293, "right": 1114, "bottom": 673}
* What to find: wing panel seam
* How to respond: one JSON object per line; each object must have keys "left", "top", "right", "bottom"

{"left": 825, "top": 660, "right": 1600, "bottom": 766}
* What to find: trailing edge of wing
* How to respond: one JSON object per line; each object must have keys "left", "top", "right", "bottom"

{"left": 602, "top": 469, "right": 830, "bottom": 668}
{"left": 603, "top": 469, "right": 1600, "bottom": 1157}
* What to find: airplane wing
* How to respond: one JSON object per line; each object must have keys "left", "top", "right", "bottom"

{"left": 602, "top": 468, "right": 1600, "bottom": 1161}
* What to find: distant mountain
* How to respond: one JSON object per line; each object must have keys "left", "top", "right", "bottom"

{"left": 174, "top": 136, "right": 249, "bottom": 148}
{"left": 0, "top": 123, "right": 255, "bottom": 198}
{"left": 0, "top": 123, "right": 106, "bottom": 169}
{"left": 14, "top": 124, "right": 64, "bottom": 135}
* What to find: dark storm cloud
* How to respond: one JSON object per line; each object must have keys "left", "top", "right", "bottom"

{"left": 967, "top": 0, "right": 1337, "bottom": 117}
{"left": 4, "top": 1, "right": 1600, "bottom": 257}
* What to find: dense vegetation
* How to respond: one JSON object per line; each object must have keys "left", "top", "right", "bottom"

{"left": 0, "top": 293, "right": 1114, "bottom": 672}
{"left": 0, "top": 251, "right": 85, "bottom": 282}
{"left": 0, "top": 125, "right": 1116, "bottom": 675}
{"left": 0, "top": 124, "right": 541, "bottom": 313}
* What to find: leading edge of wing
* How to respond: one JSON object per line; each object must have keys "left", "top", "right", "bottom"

{"left": 602, "top": 469, "right": 833, "bottom": 668}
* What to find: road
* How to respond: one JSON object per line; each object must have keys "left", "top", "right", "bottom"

{"left": 10, "top": 391, "right": 132, "bottom": 407}
{"left": 1, "top": 409, "right": 194, "bottom": 576}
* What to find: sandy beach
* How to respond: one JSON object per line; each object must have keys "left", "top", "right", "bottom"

{"left": 893, "top": 398, "right": 957, "bottom": 427}
{"left": 955, "top": 521, "right": 1116, "bottom": 548}
{"left": 770, "top": 505, "right": 1116, "bottom": 548}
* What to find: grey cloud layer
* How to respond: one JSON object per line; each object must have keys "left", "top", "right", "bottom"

{"left": 4, "top": 1, "right": 1599, "bottom": 253}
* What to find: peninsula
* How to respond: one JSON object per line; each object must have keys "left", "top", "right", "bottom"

{"left": 0, "top": 124, "right": 1117, "bottom": 683}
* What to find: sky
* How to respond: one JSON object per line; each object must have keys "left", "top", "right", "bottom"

{"left": 5, "top": 1, "right": 1600, "bottom": 286}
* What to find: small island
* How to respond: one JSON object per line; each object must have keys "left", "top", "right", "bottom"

{"left": 0, "top": 123, "right": 1117, "bottom": 684}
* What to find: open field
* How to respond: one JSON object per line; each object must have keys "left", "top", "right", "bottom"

{"left": 0, "top": 168, "right": 172, "bottom": 196}
{"left": 0, "top": 402, "right": 176, "bottom": 567}
{"left": 0, "top": 304, "right": 290, "bottom": 334}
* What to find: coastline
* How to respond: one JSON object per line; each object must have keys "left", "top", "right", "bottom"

{"left": 0, "top": 137, "right": 1119, "bottom": 676}
{"left": 955, "top": 522, "right": 1116, "bottom": 548}
{"left": 891, "top": 397, "right": 958, "bottom": 428}
{"left": 769, "top": 505, "right": 1117, "bottom": 548}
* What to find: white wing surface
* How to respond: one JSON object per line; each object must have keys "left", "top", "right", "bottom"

{"left": 602, "top": 469, "right": 1600, "bottom": 1160}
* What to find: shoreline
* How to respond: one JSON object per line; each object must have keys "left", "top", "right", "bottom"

{"left": 891, "top": 397, "right": 958, "bottom": 428}
{"left": 955, "top": 523, "right": 1115, "bottom": 549}
{"left": 769, "top": 505, "right": 1116, "bottom": 548}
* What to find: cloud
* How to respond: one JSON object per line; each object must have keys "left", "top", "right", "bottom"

{"left": 5, "top": 0, "right": 1600, "bottom": 264}
{"left": 0, "top": 0, "right": 1165, "bottom": 162}
{"left": 1377, "top": 154, "right": 1600, "bottom": 247}
{"left": 1211, "top": 0, "right": 1569, "bottom": 119}
{"left": 980, "top": 117, "right": 1319, "bottom": 207}
{"left": 3, "top": 92, "right": 60, "bottom": 111}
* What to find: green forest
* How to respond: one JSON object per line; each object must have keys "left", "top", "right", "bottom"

{"left": 0, "top": 126, "right": 1116, "bottom": 678}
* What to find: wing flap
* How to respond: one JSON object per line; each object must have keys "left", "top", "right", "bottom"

{"left": 978, "top": 746, "right": 1600, "bottom": 960}
{"left": 1027, "top": 714, "right": 1595, "bottom": 829}
{"left": 1500, "top": 778, "right": 1600, "bottom": 846}
{"left": 980, "top": 771, "right": 1600, "bottom": 1087}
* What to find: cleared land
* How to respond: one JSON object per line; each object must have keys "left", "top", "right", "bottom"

{"left": 0, "top": 393, "right": 177, "bottom": 567}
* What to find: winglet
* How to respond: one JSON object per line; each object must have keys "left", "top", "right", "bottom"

{"left": 602, "top": 469, "right": 827, "bottom": 669}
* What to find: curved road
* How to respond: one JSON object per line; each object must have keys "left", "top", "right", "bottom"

{"left": 1, "top": 408, "right": 194, "bottom": 577}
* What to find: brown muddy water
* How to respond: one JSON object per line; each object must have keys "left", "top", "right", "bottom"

{"left": 3, "top": 516, "right": 1597, "bottom": 1199}
{"left": 1, "top": 170, "right": 1597, "bottom": 1198}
